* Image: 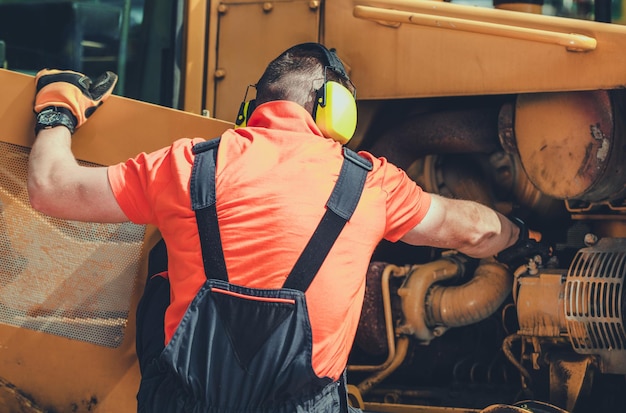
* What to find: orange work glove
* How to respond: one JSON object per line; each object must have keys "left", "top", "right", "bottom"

{"left": 34, "top": 69, "right": 118, "bottom": 133}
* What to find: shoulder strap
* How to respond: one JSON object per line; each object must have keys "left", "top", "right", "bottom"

{"left": 282, "top": 148, "right": 371, "bottom": 291}
{"left": 190, "top": 141, "right": 372, "bottom": 291}
{"left": 190, "top": 138, "right": 228, "bottom": 281}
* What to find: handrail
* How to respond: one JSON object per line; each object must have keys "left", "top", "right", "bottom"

{"left": 353, "top": 5, "right": 597, "bottom": 52}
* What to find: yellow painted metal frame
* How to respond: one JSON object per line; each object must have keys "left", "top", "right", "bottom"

{"left": 0, "top": 69, "right": 231, "bottom": 412}
{"left": 208, "top": 0, "right": 320, "bottom": 122}
{"left": 325, "top": 0, "right": 626, "bottom": 99}
{"left": 183, "top": 0, "right": 210, "bottom": 115}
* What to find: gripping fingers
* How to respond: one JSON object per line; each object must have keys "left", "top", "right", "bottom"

{"left": 496, "top": 217, "right": 552, "bottom": 268}
{"left": 34, "top": 69, "right": 118, "bottom": 130}
{"left": 89, "top": 71, "right": 118, "bottom": 102}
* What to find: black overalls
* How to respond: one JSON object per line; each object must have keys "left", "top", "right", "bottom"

{"left": 136, "top": 138, "right": 372, "bottom": 412}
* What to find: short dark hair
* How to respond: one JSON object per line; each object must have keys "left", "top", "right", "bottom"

{"left": 255, "top": 43, "right": 354, "bottom": 113}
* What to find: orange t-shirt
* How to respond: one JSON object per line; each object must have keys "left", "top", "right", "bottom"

{"left": 108, "top": 101, "right": 431, "bottom": 381}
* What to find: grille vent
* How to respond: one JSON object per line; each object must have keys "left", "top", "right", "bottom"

{"left": 0, "top": 142, "right": 145, "bottom": 347}
{"left": 565, "top": 238, "right": 626, "bottom": 373}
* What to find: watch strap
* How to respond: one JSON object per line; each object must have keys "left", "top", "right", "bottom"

{"left": 35, "top": 106, "right": 77, "bottom": 135}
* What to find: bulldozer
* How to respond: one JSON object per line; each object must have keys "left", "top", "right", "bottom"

{"left": 0, "top": 0, "right": 625, "bottom": 411}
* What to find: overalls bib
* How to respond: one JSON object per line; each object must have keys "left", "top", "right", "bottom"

{"left": 137, "top": 138, "right": 371, "bottom": 412}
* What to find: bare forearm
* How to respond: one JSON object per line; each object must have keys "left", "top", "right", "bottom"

{"left": 401, "top": 194, "right": 520, "bottom": 258}
{"left": 453, "top": 205, "right": 519, "bottom": 258}
{"left": 28, "top": 126, "right": 78, "bottom": 209}
{"left": 27, "top": 127, "right": 127, "bottom": 222}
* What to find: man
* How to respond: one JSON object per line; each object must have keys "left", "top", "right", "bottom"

{"left": 28, "top": 43, "right": 537, "bottom": 412}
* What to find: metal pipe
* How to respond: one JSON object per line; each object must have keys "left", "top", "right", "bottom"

{"left": 427, "top": 260, "right": 512, "bottom": 327}
{"left": 502, "top": 333, "right": 533, "bottom": 386}
{"left": 356, "top": 336, "right": 410, "bottom": 395}
{"left": 398, "top": 257, "right": 513, "bottom": 343}
{"left": 350, "top": 264, "right": 411, "bottom": 372}
{"left": 397, "top": 258, "right": 462, "bottom": 342}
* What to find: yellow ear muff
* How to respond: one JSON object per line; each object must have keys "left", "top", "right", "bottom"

{"left": 235, "top": 99, "right": 256, "bottom": 128}
{"left": 314, "top": 81, "right": 357, "bottom": 145}
{"left": 235, "top": 84, "right": 257, "bottom": 128}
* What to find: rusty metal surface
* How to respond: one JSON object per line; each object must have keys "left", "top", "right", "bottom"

{"left": 515, "top": 90, "right": 626, "bottom": 202}
{"left": 356, "top": 262, "right": 391, "bottom": 355}
{"left": 365, "top": 100, "right": 504, "bottom": 170}
{"left": 516, "top": 270, "right": 568, "bottom": 337}
{"left": 549, "top": 354, "right": 595, "bottom": 412}
{"left": 0, "top": 376, "right": 46, "bottom": 413}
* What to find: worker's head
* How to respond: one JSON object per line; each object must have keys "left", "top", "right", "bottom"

{"left": 236, "top": 42, "right": 358, "bottom": 144}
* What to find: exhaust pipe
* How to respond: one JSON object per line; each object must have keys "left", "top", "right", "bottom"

{"left": 397, "top": 255, "right": 512, "bottom": 343}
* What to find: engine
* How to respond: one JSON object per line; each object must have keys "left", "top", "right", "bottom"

{"left": 346, "top": 88, "right": 626, "bottom": 413}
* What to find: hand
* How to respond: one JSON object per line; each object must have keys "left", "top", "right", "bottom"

{"left": 496, "top": 217, "right": 552, "bottom": 268}
{"left": 34, "top": 69, "right": 118, "bottom": 133}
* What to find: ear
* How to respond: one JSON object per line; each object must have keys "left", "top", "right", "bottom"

{"left": 313, "top": 81, "right": 357, "bottom": 144}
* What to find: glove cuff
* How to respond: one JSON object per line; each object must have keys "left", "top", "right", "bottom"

{"left": 35, "top": 106, "right": 77, "bottom": 135}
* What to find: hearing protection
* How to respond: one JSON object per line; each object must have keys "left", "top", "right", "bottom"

{"left": 235, "top": 85, "right": 257, "bottom": 129}
{"left": 235, "top": 43, "right": 357, "bottom": 145}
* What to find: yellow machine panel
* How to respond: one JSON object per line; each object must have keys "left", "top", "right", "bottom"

{"left": 0, "top": 69, "right": 231, "bottom": 412}
{"left": 326, "top": 0, "right": 626, "bottom": 99}
{"left": 2, "top": 0, "right": 626, "bottom": 411}
{"left": 210, "top": 0, "right": 320, "bottom": 121}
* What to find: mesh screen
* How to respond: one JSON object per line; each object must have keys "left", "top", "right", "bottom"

{"left": 0, "top": 142, "right": 145, "bottom": 347}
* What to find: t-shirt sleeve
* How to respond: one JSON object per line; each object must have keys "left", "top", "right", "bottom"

{"left": 360, "top": 152, "right": 432, "bottom": 242}
{"left": 107, "top": 138, "right": 200, "bottom": 225}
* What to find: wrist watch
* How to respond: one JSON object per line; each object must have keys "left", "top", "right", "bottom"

{"left": 35, "top": 107, "right": 76, "bottom": 135}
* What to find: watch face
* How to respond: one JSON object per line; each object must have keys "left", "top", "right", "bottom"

{"left": 38, "top": 109, "right": 62, "bottom": 125}
{"left": 36, "top": 108, "right": 75, "bottom": 134}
